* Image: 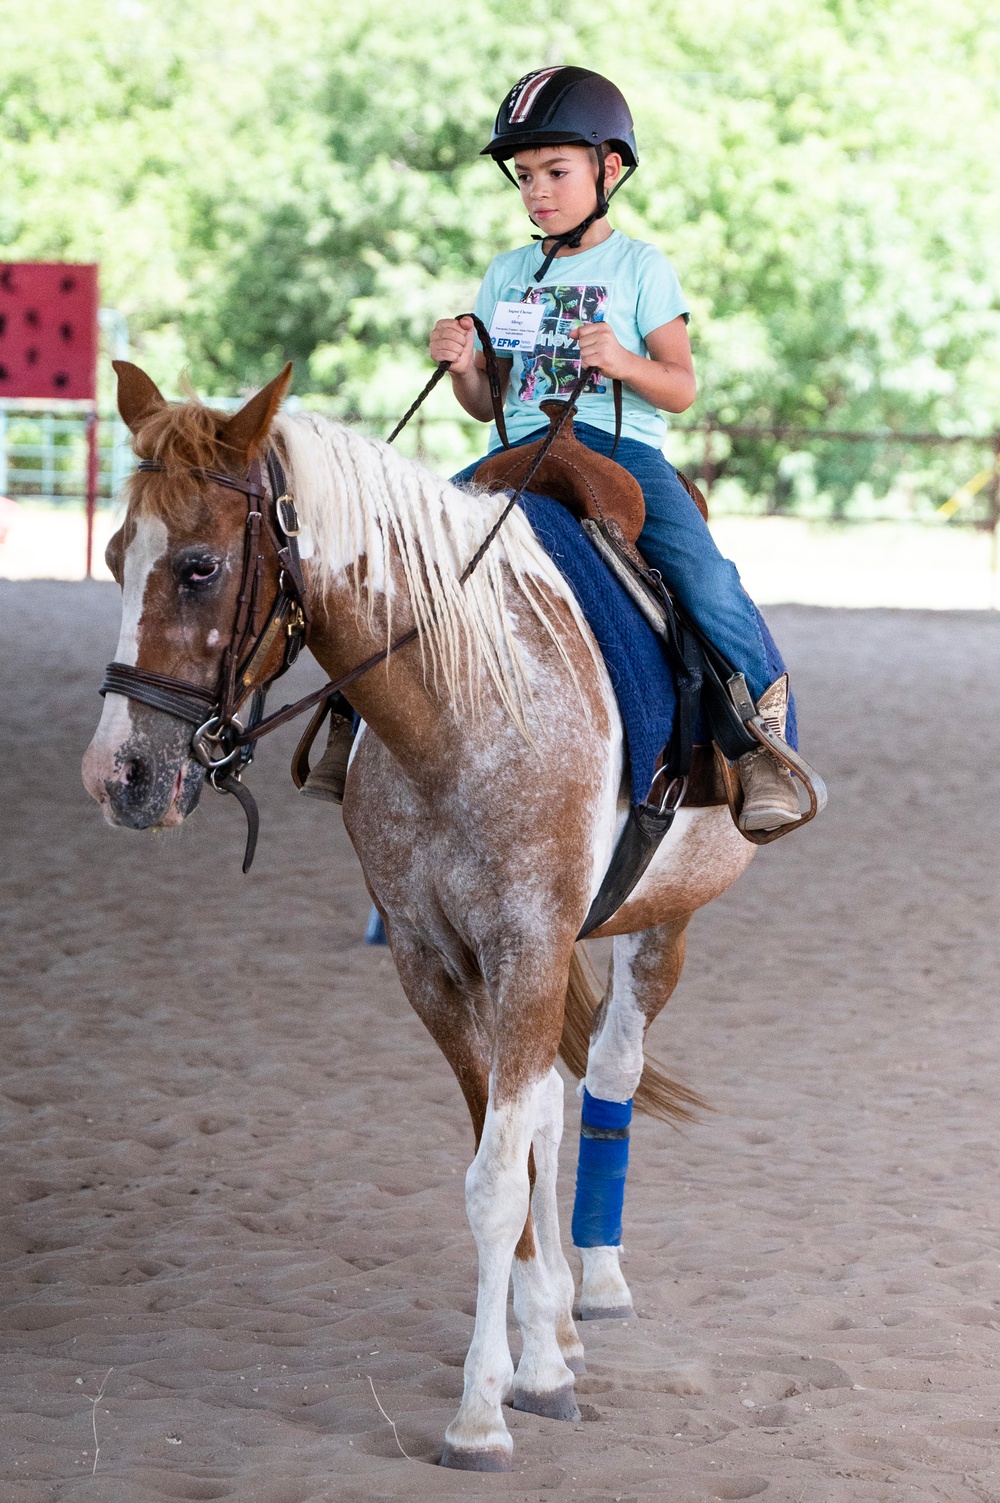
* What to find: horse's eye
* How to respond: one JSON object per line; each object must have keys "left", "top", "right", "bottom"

{"left": 178, "top": 557, "right": 221, "bottom": 589}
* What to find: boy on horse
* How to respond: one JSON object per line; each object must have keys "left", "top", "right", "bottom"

{"left": 431, "top": 66, "right": 799, "bottom": 834}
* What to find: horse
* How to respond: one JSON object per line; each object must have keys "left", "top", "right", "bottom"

{"left": 82, "top": 362, "right": 757, "bottom": 1471}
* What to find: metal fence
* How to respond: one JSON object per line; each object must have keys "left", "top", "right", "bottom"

{"left": 3, "top": 398, "right": 998, "bottom": 585}
{"left": 0, "top": 403, "right": 133, "bottom": 506}
{"left": 670, "top": 421, "right": 1000, "bottom": 529}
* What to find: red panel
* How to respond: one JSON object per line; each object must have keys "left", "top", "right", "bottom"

{"left": 0, "top": 262, "right": 99, "bottom": 401}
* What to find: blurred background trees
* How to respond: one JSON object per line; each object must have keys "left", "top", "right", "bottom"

{"left": 2, "top": 0, "right": 998, "bottom": 510}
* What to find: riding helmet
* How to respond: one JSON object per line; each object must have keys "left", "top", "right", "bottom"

{"left": 481, "top": 67, "right": 638, "bottom": 169}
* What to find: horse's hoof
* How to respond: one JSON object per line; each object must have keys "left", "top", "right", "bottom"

{"left": 511, "top": 1383, "right": 581, "bottom": 1422}
{"left": 440, "top": 1443, "right": 512, "bottom": 1471}
{"left": 579, "top": 1304, "right": 635, "bottom": 1321}
{"left": 564, "top": 1353, "right": 588, "bottom": 1375}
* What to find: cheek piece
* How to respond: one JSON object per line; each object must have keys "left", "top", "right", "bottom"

{"left": 571, "top": 1088, "right": 633, "bottom": 1248}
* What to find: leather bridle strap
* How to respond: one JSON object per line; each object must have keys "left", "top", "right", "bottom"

{"left": 135, "top": 461, "right": 267, "bottom": 498}
{"left": 100, "top": 662, "right": 216, "bottom": 725}
{"left": 110, "top": 451, "right": 310, "bottom": 725}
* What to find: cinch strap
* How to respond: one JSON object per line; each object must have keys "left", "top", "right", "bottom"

{"left": 571, "top": 1089, "right": 633, "bottom": 1249}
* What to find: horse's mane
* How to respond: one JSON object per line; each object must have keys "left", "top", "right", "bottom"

{"left": 274, "top": 411, "right": 594, "bottom": 732}
{"left": 122, "top": 397, "right": 594, "bottom": 731}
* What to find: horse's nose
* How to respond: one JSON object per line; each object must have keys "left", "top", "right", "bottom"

{"left": 104, "top": 753, "right": 156, "bottom": 823}
{"left": 120, "top": 755, "right": 148, "bottom": 791}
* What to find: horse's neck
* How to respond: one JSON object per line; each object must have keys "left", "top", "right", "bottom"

{"left": 289, "top": 426, "right": 553, "bottom": 774}
{"left": 303, "top": 562, "right": 454, "bottom": 777}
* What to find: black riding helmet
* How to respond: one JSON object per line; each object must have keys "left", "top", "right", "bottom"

{"left": 482, "top": 67, "right": 638, "bottom": 280}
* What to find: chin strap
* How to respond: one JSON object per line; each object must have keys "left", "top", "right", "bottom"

{"left": 530, "top": 147, "right": 636, "bottom": 281}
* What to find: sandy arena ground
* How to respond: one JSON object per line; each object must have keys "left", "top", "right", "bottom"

{"left": 4, "top": 501, "right": 1000, "bottom": 610}
{"left": 2, "top": 581, "right": 1000, "bottom": 1503}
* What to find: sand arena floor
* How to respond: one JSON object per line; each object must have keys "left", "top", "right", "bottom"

{"left": 2, "top": 581, "right": 1000, "bottom": 1503}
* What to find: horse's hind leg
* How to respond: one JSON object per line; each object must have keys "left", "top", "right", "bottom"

{"left": 510, "top": 1065, "right": 585, "bottom": 1417}
{"left": 575, "top": 918, "right": 690, "bottom": 1319}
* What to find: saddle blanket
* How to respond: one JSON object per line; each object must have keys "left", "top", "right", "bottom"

{"left": 517, "top": 491, "right": 796, "bottom": 807}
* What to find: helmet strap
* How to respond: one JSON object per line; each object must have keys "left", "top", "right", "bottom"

{"left": 492, "top": 142, "right": 636, "bottom": 281}
{"left": 531, "top": 141, "right": 610, "bottom": 282}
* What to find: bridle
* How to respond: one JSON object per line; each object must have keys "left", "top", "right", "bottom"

{"left": 100, "top": 449, "right": 313, "bottom": 870}
{"left": 101, "top": 326, "right": 598, "bottom": 871}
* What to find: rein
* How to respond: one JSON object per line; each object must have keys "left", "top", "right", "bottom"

{"left": 101, "top": 324, "right": 598, "bottom": 869}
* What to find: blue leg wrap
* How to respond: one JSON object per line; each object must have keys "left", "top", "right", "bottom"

{"left": 571, "top": 1090, "right": 632, "bottom": 1248}
{"left": 365, "top": 907, "right": 387, "bottom": 945}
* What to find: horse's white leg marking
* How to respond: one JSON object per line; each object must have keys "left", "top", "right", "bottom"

{"left": 578, "top": 1244, "right": 634, "bottom": 1319}
{"left": 443, "top": 1079, "right": 543, "bottom": 1466}
{"left": 510, "top": 1067, "right": 584, "bottom": 1411}
{"left": 528, "top": 1068, "right": 585, "bottom": 1371}
{"left": 83, "top": 516, "right": 169, "bottom": 797}
{"left": 585, "top": 932, "right": 646, "bottom": 1105}
{"left": 575, "top": 932, "right": 647, "bottom": 1319}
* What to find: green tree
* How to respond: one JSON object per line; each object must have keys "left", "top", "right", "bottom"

{"left": 2, "top": 0, "right": 998, "bottom": 503}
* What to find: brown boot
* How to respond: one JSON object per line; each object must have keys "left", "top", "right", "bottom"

{"left": 738, "top": 674, "right": 800, "bottom": 833}
{"left": 301, "top": 715, "right": 354, "bottom": 804}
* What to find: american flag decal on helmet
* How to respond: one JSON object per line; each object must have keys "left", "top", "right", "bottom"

{"left": 507, "top": 68, "right": 563, "bottom": 125}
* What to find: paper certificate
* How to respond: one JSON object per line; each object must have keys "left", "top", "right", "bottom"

{"left": 488, "top": 300, "right": 545, "bottom": 353}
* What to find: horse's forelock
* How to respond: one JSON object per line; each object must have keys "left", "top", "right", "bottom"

{"left": 124, "top": 400, "right": 236, "bottom": 526}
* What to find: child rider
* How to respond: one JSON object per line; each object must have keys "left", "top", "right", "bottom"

{"left": 303, "top": 66, "right": 801, "bottom": 833}
{"left": 429, "top": 66, "right": 801, "bottom": 834}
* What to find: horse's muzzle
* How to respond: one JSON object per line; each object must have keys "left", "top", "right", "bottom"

{"left": 83, "top": 710, "right": 206, "bottom": 829}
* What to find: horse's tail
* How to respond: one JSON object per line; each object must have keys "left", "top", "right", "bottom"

{"left": 559, "top": 945, "right": 708, "bottom": 1124}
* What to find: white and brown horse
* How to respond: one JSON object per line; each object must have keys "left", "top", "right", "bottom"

{"left": 83, "top": 364, "right": 756, "bottom": 1470}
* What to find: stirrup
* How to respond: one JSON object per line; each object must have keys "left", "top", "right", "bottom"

{"left": 716, "top": 674, "right": 827, "bottom": 845}
{"left": 292, "top": 695, "right": 354, "bottom": 802}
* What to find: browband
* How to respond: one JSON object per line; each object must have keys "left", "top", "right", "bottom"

{"left": 136, "top": 459, "right": 266, "bottom": 499}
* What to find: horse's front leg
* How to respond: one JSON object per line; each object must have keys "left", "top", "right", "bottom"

{"left": 510, "top": 1065, "right": 585, "bottom": 1416}
{"left": 440, "top": 1071, "right": 543, "bottom": 1469}
{"left": 385, "top": 928, "right": 577, "bottom": 1468}
{"left": 443, "top": 959, "right": 575, "bottom": 1471}
{"left": 574, "top": 919, "right": 690, "bottom": 1319}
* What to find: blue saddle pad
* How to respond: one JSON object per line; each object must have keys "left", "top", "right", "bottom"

{"left": 517, "top": 492, "right": 795, "bottom": 806}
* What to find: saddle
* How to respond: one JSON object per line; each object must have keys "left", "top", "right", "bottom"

{"left": 472, "top": 398, "right": 711, "bottom": 544}
{"left": 470, "top": 401, "right": 825, "bottom": 933}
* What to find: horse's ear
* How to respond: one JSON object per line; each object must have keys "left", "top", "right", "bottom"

{"left": 113, "top": 361, "right": 167, "bottom": 433}
{"left": 217, "top": 363, "right": 293, "bottom": 458}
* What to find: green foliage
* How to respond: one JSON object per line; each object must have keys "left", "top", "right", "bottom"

{"left": 2, "top": 0, "right": 998, "bottom": 506}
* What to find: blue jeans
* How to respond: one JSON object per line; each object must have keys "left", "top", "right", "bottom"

{"left": 454, "top": 423, "right": 773, "bottom": 701}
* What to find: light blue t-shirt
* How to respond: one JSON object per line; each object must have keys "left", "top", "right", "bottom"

{"left": 473, "top": 229, "right": 689, "bottom": 452}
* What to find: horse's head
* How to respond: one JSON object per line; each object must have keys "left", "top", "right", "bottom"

{"left": 82, "top": 360, "right": 293, "bottom": 830}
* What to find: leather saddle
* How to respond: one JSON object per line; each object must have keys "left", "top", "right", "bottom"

{"left": 472, "top": 398, "right": 709, "bottom": 544}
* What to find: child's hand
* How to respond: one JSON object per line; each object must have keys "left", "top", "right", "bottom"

{"left": 572, "top": 321, "right": 630, "bottom": 380}
{"left": 430, "top": 316, "right": 476, "bottom": 374}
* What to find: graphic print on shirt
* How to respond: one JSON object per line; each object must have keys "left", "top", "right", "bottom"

{"left": 518, "top": 284, "right": 609, "bottom": 403}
